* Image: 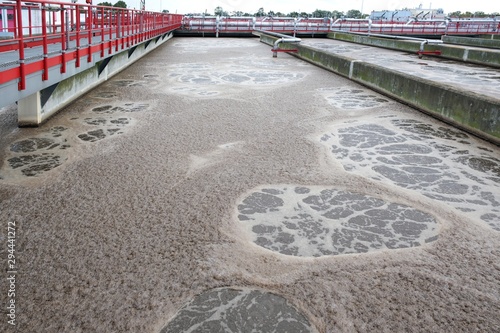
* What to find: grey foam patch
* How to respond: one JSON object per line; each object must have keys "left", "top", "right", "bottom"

{"left": 172, "top": 39, "right": 260, "bottom": 53}
{"left": 160, "top": 288, "right": 315, "bottom": 333}
{"left": 78, "top": 113, "right": 133, "bottom": 143}
{"left": 166, "top": 60, "right": 306, "bottom": 98}
{"left": 92, "top": 91, "right": 118, "bottom": 99}
{"left": 175, "top": 69, "right": 305, "bottom": 86}
{"left": 321, "top": 118, "right": 500, "bottom": 231}
{"left": 237, "top": 186, "right": 438, "bottom": 257}
{"left": 317, "top": 87, "right": 390, "bottom": 109}
{"left": 4, "top": 127, "right": 70, "bottom": 177}
{"left": 77, "top": 129, "right": 123, "bottom": 142}
{"left": 7, "top": 154, "right": 64, "bottom": 177}
{"left": 110, "top": 79, "right": 146, "bottom": 87}
{"left": 91, "top": 103, "right": 148, "bottom": 114}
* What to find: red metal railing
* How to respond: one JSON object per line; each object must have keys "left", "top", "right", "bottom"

{"left": 2, "top": 7, "right": 499, "bottom": 94}
{"left": 328, "top": 18, "right": 500, "bottom": 35}
{"left": 181, "top": 17, "right": 333, "bottom": 34}
{"left": 0, "top": 0, "right": 182, "bottom": 90}
{"left": 180, "top": 16, "right": 500, "bottom": 36}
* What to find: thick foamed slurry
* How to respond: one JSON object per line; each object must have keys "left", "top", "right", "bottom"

{"left": 0, "top": 38, "right": 499, "bottom": 333}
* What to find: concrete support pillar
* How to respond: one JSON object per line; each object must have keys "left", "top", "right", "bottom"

{"left": 18, "top": 91, "right": 42, "bottom": 127}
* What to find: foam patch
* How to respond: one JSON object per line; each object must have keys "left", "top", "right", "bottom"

{"left": 5, "top": 127, "right": 70, "bottom": 177}
{"left": 317, "top": 87, "right": 390, "bottom": 109}
{"left": 161, "top": 288, "right": 315, "bottom": 333}
{"left": 237, "top": 186, "right": 438, "bottom": 257}
{"left": 321, "top": 118, "right": 500, "bottom": 230}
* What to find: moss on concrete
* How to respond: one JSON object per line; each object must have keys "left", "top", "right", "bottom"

{"left": 328, "top": 32, "right": 422, "bottom": 53}
{"left": 259, "top": 32, "right": 500, "bottom": 144}
{"left": 350, "top": 60, "right": 500, "bottom": 143}
{"left": 443, "top": 35, "right": 500, "bottom": 49}
{"left": 296, "top": 45, "right": 352, "bottom": 77}
{"left": 328, "top": 31, "right": 500, "bottom": 68}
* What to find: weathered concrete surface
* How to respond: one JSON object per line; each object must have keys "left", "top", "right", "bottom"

{"left": 17, "top": 33, "right": 175, "bottom": 127}
{"left": 260, "top": 34, "right": 500, "bottom": 145}
{"left": 327, "top": 31, "right": 500, "bottom": 68}
{"left": 0, "top": 37, "right": 499, "bottom": 333}
{"left": 480, "top": 34, "right": 500, "bottom": 40}
{"left": 442, "top": 35, "right": 500, "bottom": 49}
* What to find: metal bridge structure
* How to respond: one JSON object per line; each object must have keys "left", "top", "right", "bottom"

{"left": 178, "top": 16, "right": 500, "bottom": 37}
{"left": 0, "top": 0, "right": 182, "bottom": 125}
{"left": 0, "top": 1, "right": 498, "bottom": 126}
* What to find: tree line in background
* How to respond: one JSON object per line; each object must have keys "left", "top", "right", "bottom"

{"left": 204, "top": 7, "right": 365, "bottom": 19}
{"left": 207, "top": 7, "right": 499, "bottom": 19}
{"left": 447, "top": 11, "right": 499, "bottom": 18}
{"left": 96, "top": 2, "right": 499, "bottom": 19}
{"left": 96, "top": 1, "right": 127, "bottom": 8}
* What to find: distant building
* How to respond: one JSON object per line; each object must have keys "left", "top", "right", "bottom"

{"left": 370, "top": 6, "right": 445, "bottom": 21}
{"left": 370, "top": 10, "right": 412, "bottom": 21}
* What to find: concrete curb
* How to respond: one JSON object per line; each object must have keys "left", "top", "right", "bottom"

{"left": 327, "top": 32, "right": 500, "bottom": 69}
{"left": 443, "top": 35, "right": 500, "bottom": 49}
{"left": 17, "top": 32, "right": 175, "bottom": 126}
{"left": 259, "top": 33, "right": 500, "bottom": 145}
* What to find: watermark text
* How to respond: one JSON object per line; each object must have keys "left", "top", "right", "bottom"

{"left": 6, "top": 221, "right": 17, "bottom": 326}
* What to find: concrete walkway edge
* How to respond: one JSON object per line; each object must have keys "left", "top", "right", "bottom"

{"left": 258, "top": 33, "right": 500, "bottom": 146}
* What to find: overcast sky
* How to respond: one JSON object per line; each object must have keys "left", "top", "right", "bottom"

{"left": 121, "top": 0, "right": 498, "bottom": 15}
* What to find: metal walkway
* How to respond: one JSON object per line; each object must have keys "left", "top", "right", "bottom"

{"left": 0, "top": 1, "right": 182, "bottom": 110}
{"left": 178, "top": 16, "right": 500, "bottom": 37}
{"left": 1, "top": 5, "right": 499, "bottom": 104}
{"left": 1, "top": 2, "right": 499, "bottom": 130}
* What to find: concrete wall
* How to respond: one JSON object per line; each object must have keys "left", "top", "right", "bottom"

{"left": 260, "top": 34, "right": 500, "bottom": 145}
{"left": 18, "top": 32, "right": 174, "bottom": 126}
{"left": 327, "top": 32, "right": 500, "bottom": 69}
{"left": 480, "top": 34, "right": 500, "bottom": 40}
{"left": 442, "top": 35, "right": 500, "bottom": 49}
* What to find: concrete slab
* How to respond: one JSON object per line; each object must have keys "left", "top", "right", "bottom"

{"left": 301, "top": 38, "right": 500, "bottom": 100}
{"left": 259, "top": 34, "right": 500, "bottom": 143}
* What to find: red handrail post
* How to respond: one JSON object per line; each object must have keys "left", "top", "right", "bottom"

{"left": 115, "top": 9, "right": 120, "bottom": 52}
{"left": 87, "top": 4, "right": 92, "bottom": 62}
{"left": 16, "top": 0, "right": 26, "bottom": 90}
{"left": 100, "top": 7, "right": 104, "bottom": 57}
{"left": 119, "top": 8, "right": 124, "bottom": 50}
{"left": 60, "top": 4, "right": 67, "bottom": 74}
{"left": 75, "top": 5, "right": 81, "bottom": 68}
{"left": 41, "top": 2, "right": 49, "bottom": 81}
{"left": 108, "top": 8, "right": 112, "bottom": 54}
